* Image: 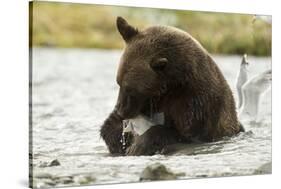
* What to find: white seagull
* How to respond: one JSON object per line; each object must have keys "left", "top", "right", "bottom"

{"left": 236, "top": 54, "right": 249, "bottom": 109}
{"left": 236, "top": 56, "right": 271, "bottom": 121}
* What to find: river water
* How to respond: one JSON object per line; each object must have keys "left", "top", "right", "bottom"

{"left": 31, "top": 48, "right": 271, "bottom": 188}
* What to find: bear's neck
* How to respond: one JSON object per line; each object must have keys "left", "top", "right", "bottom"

{"left": 157, "top": 86, "right": 192, "bottom": 113}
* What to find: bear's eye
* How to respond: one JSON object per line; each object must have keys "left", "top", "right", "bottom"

{"left": 150, "top": 57, "right": 168, "bottom": 72}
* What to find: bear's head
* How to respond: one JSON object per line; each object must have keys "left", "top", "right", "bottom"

{"left": 115, "top": 17, "right": 203, "bottom": 119}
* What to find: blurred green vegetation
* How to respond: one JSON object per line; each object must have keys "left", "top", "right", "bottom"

{"left": 30, "top": 1, "right": 271, "bottom": 56}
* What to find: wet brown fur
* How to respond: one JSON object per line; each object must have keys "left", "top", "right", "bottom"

{"left": 100, "top": 17, "right": 243, "bottom": 156}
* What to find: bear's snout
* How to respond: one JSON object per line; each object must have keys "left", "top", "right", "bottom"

{"left": 116, "top": 89, "right": 146, "bottom": 119}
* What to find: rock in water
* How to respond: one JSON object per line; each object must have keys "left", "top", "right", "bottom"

{"left": 254, "top": 162, "right": 272, "bottom": 174}
{"left": 140, "top": 163, "right": 185, "bottom": 181}
{"left": 48, "top": 159, "right": 61, "bottom": 167}
{"left": 59, "top": 176, "right": 74, "bottom": 184}
{"left": 38, "top": 159, "right": 61, "bottom": 168}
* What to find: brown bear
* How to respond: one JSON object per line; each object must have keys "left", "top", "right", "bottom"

{"left": 100, "top": 17, "right": 244, "bottom": 156}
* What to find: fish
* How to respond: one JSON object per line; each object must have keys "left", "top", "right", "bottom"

{"left": 123, "top": 113, "right": 164, "bottom": 136}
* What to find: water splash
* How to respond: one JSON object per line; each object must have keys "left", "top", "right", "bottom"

{"left": 121, "top": 120, "right": 129, "bottom": 150}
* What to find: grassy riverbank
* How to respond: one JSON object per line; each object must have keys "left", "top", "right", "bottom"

{"left": 30, "top": 1, "right": 271, "bottom": 56}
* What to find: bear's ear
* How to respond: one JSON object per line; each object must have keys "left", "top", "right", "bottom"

{"left": 116, "top": 16, "right": 138, "bottom": 42}
{"left": 150, "top": 58, "right": 168, "bottom": 72}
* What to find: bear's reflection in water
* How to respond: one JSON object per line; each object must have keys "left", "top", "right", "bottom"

{"left": 162, "top": 141, "right": 225, "bottom": 155}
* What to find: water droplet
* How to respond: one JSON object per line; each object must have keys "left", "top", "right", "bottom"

{"left": 121, "top": 120, "right": 128, "bottom": 150}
